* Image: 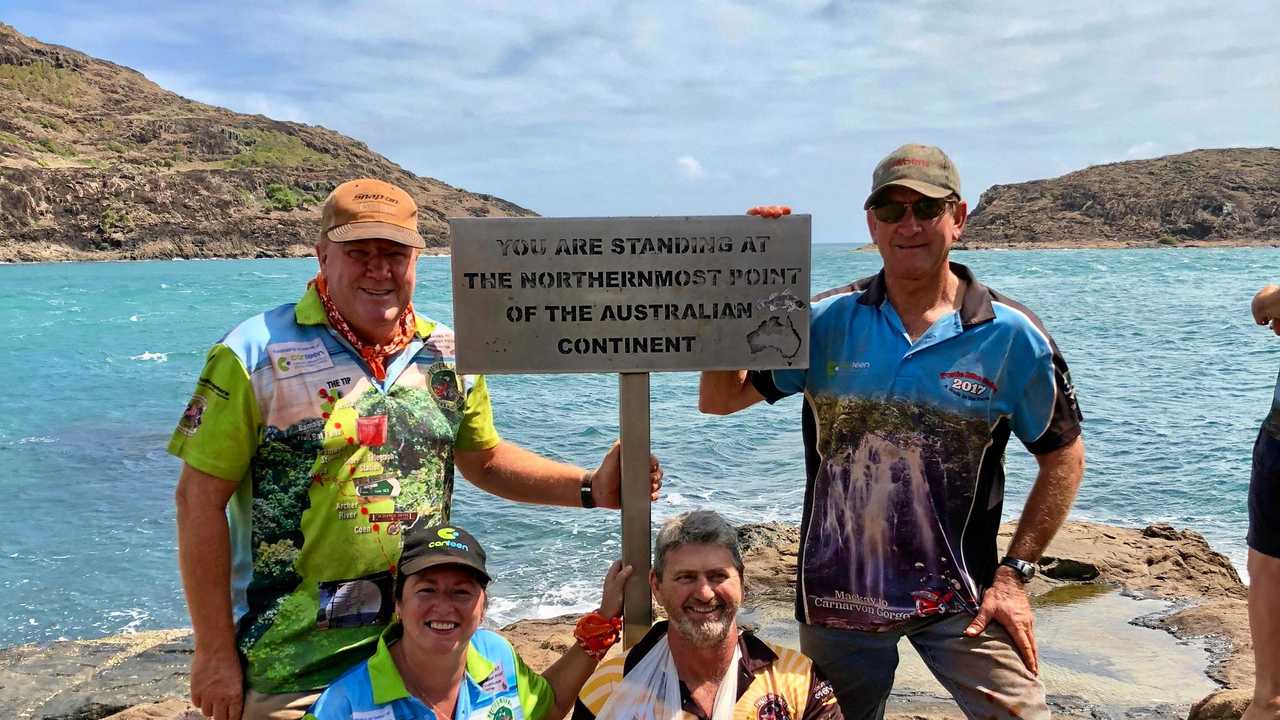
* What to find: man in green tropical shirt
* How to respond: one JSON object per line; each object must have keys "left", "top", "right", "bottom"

{"left": 171, "top": 178, "right": 663, "bottom": 720}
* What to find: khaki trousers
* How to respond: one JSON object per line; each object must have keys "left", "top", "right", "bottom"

{"left": 800, "top": 612, "right": 1049, "bottom": 720}
{"left": 241, "top": 689, "right": 323, "bottom": 720}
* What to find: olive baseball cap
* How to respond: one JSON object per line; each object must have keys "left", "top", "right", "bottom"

{"left": 863, "top": 144, "right": 962, "bottom": 209}
{"left": 398, "top": 523, "right": 490, "bottom": 585}
{"left": 320, "top": 178, "right": 426, "bottom": 248}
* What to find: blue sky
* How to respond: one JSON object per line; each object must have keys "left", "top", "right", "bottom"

{"left": 5, "top": 1, "right": 1278, "bottom": 243}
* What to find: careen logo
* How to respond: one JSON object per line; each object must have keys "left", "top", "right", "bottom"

{"left": 276, "top": 356, "right": 291, "bottom": 372}
{"left": 437, "top": 527, "right": 459, "bottom": 540}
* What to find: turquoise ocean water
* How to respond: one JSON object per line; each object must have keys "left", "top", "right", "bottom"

{"left": 1, "top": 245, "right": 1275, "bottom": 648}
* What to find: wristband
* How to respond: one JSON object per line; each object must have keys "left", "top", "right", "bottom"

{"left": 580, "top": 472, "right": 596, "bottom": 509}
{"left": 574, "top": 611, "right": 621, "bottom": 660}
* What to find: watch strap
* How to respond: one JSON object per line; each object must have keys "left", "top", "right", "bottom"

{"left": 999, "top": 555, "right": 1036, "bottom": 582}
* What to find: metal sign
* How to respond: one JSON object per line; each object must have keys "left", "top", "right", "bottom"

{"left": 449, "top": 215, "right": 811, "bottom": 374}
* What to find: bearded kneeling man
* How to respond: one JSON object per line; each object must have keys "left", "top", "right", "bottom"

{"left": 574, "top": 511, "right": 844, "bottom": 720}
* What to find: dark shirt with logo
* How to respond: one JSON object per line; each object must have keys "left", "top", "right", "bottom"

{"left": 750, "top": 264, "right": 1082, "bottom": 632}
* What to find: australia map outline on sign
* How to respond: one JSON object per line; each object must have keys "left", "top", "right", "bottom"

{"left": 746, "top": 290, "right": 807, "bottom": 364}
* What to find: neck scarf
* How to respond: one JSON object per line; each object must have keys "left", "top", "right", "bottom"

{"left": 312, "top": 274, "right": 416, "bottom": 381}
{"left": 595, "top": 633, "right": 741, "bottom": 720}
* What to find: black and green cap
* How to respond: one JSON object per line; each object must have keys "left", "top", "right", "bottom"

{"left": 398, "top": 523, "right": 490, "bottom": 585}
{"left": 864, "top": 144, "right": 962, "bottom": 209}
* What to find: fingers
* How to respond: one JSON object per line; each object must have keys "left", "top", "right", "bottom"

{"left": 614, "top": 563, "right": 634, "bottom": 584}
{"left": 599, "top": 561, "right": 633, "bottom": 617}
{"left": 649, "top": 453, "right": 663, "bottom": 500}
{"left": 746, "top": 205, "right": 792, "bottom": 218}
{"left": 1020, "top": 627, "right": 1039, "bottom": 675}
{"left": 963, "top": 606, "right": 990, "bottom": 637}
{"left": 1004, "top": 617, "right": 1039, "bottom": 675}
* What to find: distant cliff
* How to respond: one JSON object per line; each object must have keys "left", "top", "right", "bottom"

{"left": 962, "top": 148, "right": 1280, "bottom": 248}
{"left": 0, "top": 23, "right": 534, "bottom": 262}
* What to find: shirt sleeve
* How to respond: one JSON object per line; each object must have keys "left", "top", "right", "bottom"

{"left": 1012, "top": 335, "right": 1083, "bottom": 455}
{"left": 513, "top": 647, "right": 555, "bottom": 720}
{"left": 455, "top": 374, "right": 501, "bottom": 452}
{"left": 572, "top": 656, "right": 622, "bottom": 720}
{"left": 167, "top": 343, "right": 262, "bottom": 482}
{"left": 799, "top": 663, "right": 843, "bottom": 720}
{"left": 749, "top": 367, "right": 805, "bottom": 404}
{"left": 301, "top": 688, "right": 352, "bottom": 720}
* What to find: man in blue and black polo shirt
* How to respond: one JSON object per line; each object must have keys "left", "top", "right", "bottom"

{"left": 700, "top": 145, "right": 1085, "bottom": 720}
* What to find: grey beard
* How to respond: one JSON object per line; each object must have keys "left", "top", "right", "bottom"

{"left": 671, "top": 611, "right": 735, "bottom": 648}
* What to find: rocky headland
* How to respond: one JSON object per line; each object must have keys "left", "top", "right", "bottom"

{"left": 962, "top": 148, "right": 1280, "bottom": 249}
{"left": 0, "top": 24, "right": 534, "bottom": 263}
{"left": 0, "top": 520, "right": 1255, "bottom": 720}
{"left": 3, "top": 24, "right": 1279, "bottom": 261}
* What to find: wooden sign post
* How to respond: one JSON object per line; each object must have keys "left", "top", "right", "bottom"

{"left": 450, "top": 215, "right": 811, "bottom": 647}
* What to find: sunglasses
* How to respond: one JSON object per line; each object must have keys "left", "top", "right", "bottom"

{"left": 870, "top": 197, "right": 956, "bottom": 223}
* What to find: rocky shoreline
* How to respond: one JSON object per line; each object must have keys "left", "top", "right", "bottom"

{"left": 0, "top": 241, "right": 452, "bottom": 264}
{"left": 6, "top": 238, "right": 1280, "bottom": 264}
{"left": 0, "top": 519, "right": 1254, "bottom": 720}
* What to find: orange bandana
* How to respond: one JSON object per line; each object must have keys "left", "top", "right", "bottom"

{"left": 312, "top": 274, "right": 416, "bottom": 381}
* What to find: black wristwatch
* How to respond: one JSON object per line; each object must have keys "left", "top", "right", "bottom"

{"left": 999, "top": 556, "right": 1036, "bottom": 583}
{"left": 580, "top": 472, "right": 596, "bottom": 509}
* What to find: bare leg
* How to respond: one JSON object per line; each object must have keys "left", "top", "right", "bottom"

{"left": 1246, "top": 549, "right": 1280, "bottom": 720}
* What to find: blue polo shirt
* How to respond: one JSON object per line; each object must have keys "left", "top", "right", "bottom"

{"left": 750, "top": 263, "right": 1082, "bottom": 632}
{"left": 305, "top": 625, "right": 553, "bottom": 720}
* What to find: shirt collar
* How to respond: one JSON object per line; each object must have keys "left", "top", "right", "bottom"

{"left": 367, "top": 622, "right": 498, "bottom": 707}
{"left": 855, "top": 261, "right": 995, "bottom": 327}
{"left": 294, "top": 284, "right": 437, "bottom": 338}
{"left": 622, "top": 620, "right": 775, "bottom": 717}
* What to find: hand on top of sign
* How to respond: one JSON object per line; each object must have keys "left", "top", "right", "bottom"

{"left": 587, "top": 440, "right": 663, "bottom": 508}
{"left": 1252, "top": 284, "right": 1280, "bottom": 335}
{"left": 747, "top": 205, "right": 792, "bottom": 219}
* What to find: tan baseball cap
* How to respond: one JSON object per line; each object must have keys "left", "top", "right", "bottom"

{"left": 864, "top": 144, "right": 962, "bottom": 209}
{"left": 320, "top": 178, "right": 426, "bottom": 248}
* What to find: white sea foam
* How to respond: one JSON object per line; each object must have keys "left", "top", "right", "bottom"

{"left": 129, "top": 314, "right": 140, "bottom": 322}
{"left": 130, "top": 352, "right": 169, "bottom": 362}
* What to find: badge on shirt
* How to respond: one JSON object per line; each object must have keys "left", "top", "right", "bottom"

{"left": 479, "top": 664, "right": 509, "bottom": 693}
{"left": 176, "top": 394, "right": 207, "bottom": 436}
{"left": 754, "top": 693, "right": 793, "bottom": 720}
{"left": 353, "top": 709, "right": 395, "bottom": 720}
{"left": 472, "top": 695, "right": 520, "bottom": 720}
{"left": 268, "top": 339, "right": 335, "bottom": 379}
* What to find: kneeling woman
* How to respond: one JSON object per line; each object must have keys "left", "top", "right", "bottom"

{"left": 306, "top": 524, "right": 627, "bottom": 720}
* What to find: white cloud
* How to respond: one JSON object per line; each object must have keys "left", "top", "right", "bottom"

{"left": 1125, "top": 142, "right": 1162, "bottom": 159}
{"left": 7, "top": 0, "right": 1278, "bottom": 240}
{"left": 676, "top": 155, "right": 706, "bottom": 180}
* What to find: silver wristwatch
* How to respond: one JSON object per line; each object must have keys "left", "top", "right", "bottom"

{"left": 999, "top": 556, "right": 1036, "bottom": 582}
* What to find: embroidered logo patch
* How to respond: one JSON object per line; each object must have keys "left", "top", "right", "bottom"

{"left": 430, "top": 367, "right": 461, "bottom": 406}
{"left": 473, "top": 695, "right": 520, "bottom": 720}
{"left": 267, "top": 339, "right": 334, "bottom": 379}
{"left": 754, "top": 693, "right": 793, "bottom": 720}
{"left": 940, "top": 371, "right": 997, "bottom": 401}
{"left": 176, "top": 395, "right": 207, "bottom": 436}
